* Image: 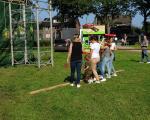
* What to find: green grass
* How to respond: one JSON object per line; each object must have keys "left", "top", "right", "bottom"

{"left": 0, "top": 51, "right": 150, "bottom": 120}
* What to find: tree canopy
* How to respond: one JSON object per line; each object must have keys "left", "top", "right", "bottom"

{"left": 132, "top": 0, "right": 150, "bottom": 33}
{"left": 52, "top": 0, "right": 94, "bottom": 19}
{"left": 52, "top": 0, "right": 132, "bottom": 33}
{"left": 92, "top": 0, "right": 131, "bottom": 33}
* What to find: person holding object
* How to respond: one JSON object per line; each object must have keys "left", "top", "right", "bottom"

{"left": 67, "top": 34, "right": 82, "bottom": 88}
{"left": 90, "top": 36, "right": 101, "bottom": 83}
{"left": 139, "top": 34, "right": 150, "bottom": 63}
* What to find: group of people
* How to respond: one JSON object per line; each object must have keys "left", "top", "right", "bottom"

{"left": 67, "top": 34, "right": 117, "bottom": 88}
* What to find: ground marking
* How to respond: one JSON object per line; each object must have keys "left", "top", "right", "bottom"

{"left": 29, "top": 69, "right": 124, "bottom": 95}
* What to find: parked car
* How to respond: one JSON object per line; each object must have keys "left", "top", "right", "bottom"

{"left": 54, "top": 39, "right": 70, "bottom": 51}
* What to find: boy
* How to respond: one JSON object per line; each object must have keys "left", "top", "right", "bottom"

{"left": 82, "top": 53, "right": 93, "bottom": 83}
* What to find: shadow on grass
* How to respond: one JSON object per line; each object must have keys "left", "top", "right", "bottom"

{"left": 130, "top": 59, "right": 140, "bottom": 63}
{"left": 64, "top": 76, "right": 71, "bottom": 82}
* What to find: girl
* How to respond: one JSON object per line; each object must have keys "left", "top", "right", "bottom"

{"left": 67, "top": 34, "right": 82, "bottom": 88}
{"left": 90, "top": 36, "right": 101, "bottom": 83}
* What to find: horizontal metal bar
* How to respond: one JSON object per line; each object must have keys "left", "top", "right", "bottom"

{"left": 0, "top": 0, "right": 51, "bottom": 6}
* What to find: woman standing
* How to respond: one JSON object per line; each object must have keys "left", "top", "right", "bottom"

{"left": 67, "top": 34, "right": 82, "bottom": 88}
{"left": 90, "top": 36, "right": 101, "bottom": 83}
{"left": 110, "top": 37, "right": 117, "bottom": 76}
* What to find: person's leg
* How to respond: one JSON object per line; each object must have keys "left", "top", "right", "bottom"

{"left": 110, "top": 53, "right": 116, "bottom": 74}
{"left": 98, "top": 60, "right": 103, "bottom": 76}
{"left": 141, "top": 50, "right": 144, "bottom": 62}
{"left": 91, "top": 58, "right": 100, "bottom": 81}
{"left": 100, "top": 57, "right": 106, "bottom": 78}
{"left": 143, "top": 49, "right": 150, "bottom": 62}
{"left": 70, "top": 61, "right": 76, "bottom": 84}
{"left": 76, "top": 60, "right": 82, "bottom": 85}
{"left": 105, "top": 57, "right": 111, "bottom": 78}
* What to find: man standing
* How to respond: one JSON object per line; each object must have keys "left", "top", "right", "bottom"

{"left": 139, "top": 34, "right": 150, "bottom": 63}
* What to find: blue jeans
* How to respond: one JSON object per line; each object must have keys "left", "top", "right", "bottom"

{"left": 110, "top": 52, "right": 116, "bottom": 74}
{"left": 141, "top": 49, "right": 150, "bottom": 62}
{"left": 99, "top": 56, "right": 111, "bottom": 78}
{"left": 70, "top": 60, "right": 82, "bottom": 84}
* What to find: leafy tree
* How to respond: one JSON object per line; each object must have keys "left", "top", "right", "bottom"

{"left": 132, "top": 0, "right": 150, "bottom": 34}
{"left": 93, "top": 0, "right": 131, "bottom": 33}
{"left": 52, "top": 0, "right": 94, "bottom": 22}
{"left": 51, "top": 0, "right": 133, "bottom": 33}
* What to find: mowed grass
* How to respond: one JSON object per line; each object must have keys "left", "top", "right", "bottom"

{"left": 0, "top": 51, "right": 150, "bottom": 120}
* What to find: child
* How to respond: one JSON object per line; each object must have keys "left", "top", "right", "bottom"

{"left": 82, "top": 53, "right": 93, "bottom": 83}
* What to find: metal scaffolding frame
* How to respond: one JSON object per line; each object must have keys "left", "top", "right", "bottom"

{"left": 1, "top": 0, "right": 54, "bottom": 68}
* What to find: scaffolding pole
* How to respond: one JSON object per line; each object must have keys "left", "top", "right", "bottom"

{"left": 36, "top": 3, "right": 40, "bottom": 68}
{"left": 2, "top": 0, "right": 54, "bottom": 67}
{"left": 49, "top": 0, "right": 54, "bottom": 66}
{"left": 9, "top": 2, "right": 14, "bottom": 66}
{"left": 23, "top": 4, "right": 28, "bottom": 64}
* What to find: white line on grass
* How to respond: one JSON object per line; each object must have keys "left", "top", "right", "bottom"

{"left": 29, "top": 69, "right": 124, "bottom": 95}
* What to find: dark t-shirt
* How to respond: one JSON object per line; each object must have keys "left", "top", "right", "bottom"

{"left": 71, "top": 42, "right": 82, "bottom": 62}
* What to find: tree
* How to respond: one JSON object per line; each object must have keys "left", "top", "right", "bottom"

{"left": 93, "top": 0, "right": 132, "bottom": 33}
{"left": 52, "top": 0, "right": 94, "bottom": 22}
{"left": 132, "top": 0, "right": 150, "bottom": 34}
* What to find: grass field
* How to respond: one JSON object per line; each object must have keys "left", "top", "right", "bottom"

{"left": 0, "top": 51, "right": 150, "bottom": 120}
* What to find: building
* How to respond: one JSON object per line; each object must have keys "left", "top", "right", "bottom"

{"left": 110, "top": 15, "right": 132, "bottom": 37}
{"left": 95, "top": 15, "right": 132, "bottom": 36}
{"left": 40, "top": 16, "right": 80, "bottom": 40}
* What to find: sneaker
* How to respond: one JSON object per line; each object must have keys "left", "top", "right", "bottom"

{"left": 112, "top": 73, "right": 117, "bottom": 77}
{"left": 147, "top": 62, "right": 150, "bottom": 64}
{"left": 101, "top": 78, "right": 106, "bottom": 82}
{"left": 77, "top": 84, "right": 81, "bottom": 88}
{"left": 93, "top": 77, "right": 96, "bottom": 81}
{"left": 107, "top": 76, "right": 111, "bottom": 79}
{"left": 95, "top": 80, "right": 101, "bottom": 84}
{"left": 70, "top": 83, "right": 74, "bottom": 86}
{"left": 99, "top": 76, "right": 103, "bottom": 79}
{"left": 105, "top": 73, "right": 108, "bottom": 77}
{"left": 88, "top": 79, "right": 94, "bottom": 84}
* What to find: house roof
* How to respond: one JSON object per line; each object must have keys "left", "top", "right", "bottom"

{"left": 40, "top": 17, "right": 80, "bottom": 28}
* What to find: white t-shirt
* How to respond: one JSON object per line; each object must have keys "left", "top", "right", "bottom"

{"left": 90, "top": 42, "right": 101, "bottom": 59}
{"left": 110, "top": 42, "right": 116, "bottom": 50}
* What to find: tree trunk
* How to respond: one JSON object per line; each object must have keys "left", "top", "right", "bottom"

{"left": 107, "top": 22, "right": 110, "bottom": 34}
{"left": 143, "top": 16, "right": 148, "bottom": 34}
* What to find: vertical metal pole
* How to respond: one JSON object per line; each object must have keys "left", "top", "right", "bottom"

{"left": 23, "top": 4, "right": 28, "bottom": 64}
{"left": 36, "top": 3, "right": 40, "bottom": 68}
{"left": 4, "top": 2, "right": 6, "bottom": 28}
{"left": 49, "top": 0, "right": 54, "bottom": 66}
{"left": 9, "top": 2, "right": 14, "bottom": 66}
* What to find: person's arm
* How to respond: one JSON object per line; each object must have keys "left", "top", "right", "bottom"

{"left": 67, "top": 43, "right": 73, "bottom": 63}
{"left": 114, "top": 43, "right": 117, "bottom": 51}
{"left": 84, "top": 66, "right": 89, "bottom": 71}
{"left": 90, "top": 43, "right": 94, "bottom": 58}
{"left": 146, "top": 40, "right": 149, "bottom": 47}
{"left": 90, "top": 49, "right": 93, "bottom": 58}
